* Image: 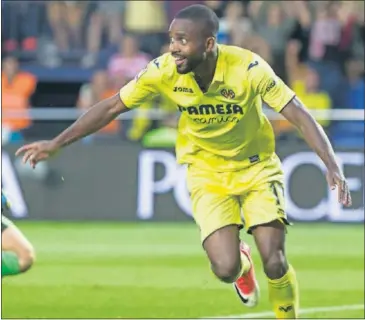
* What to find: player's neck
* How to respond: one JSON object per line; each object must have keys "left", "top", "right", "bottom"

{"left": 193, "top": 49, "right": 218, "bottom": 91}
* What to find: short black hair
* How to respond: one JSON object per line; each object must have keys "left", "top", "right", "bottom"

{"left": 175, "top": 4, "right": 219, "bottom": 37}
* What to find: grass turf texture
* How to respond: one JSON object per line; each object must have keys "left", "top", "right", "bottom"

{"left": 2, "top": 222, "right": 364, "bottom": 319}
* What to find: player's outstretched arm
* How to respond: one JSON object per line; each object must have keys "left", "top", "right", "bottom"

{"left": 248, "top": 54, "right": 352, "bottom": 207}
{"left": 16, "top": 57, "right": 161, "bottom": 168}
{"left": 53, "top": 93, "right": 127, "bottom": 148}
{"left": 15, "top": 94, "right": 128, "bottom": 168}
{"left": 280, "top": 97, "right": 352, "bottom": 207}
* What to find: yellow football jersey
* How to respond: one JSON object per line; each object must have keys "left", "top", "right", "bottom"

{"left": 120, "top": 44, "right": 295, "bottom": 171}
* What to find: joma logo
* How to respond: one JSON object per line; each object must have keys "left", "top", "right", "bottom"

{"left": 174, "top": 87, "right": 194, "bottom": 93}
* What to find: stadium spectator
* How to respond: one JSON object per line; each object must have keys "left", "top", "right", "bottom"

{"left": 82, "top": 1, "right": 124, "bottom": 68}
{"left": 285, "top": 1, "right": 313, "bottom": 80}
{"left": 338, "top": 1, "right": 364, "bottom": 62}
{"left": 124, "top": 1, "right": 168, "bottom": 57}
{"left": 203, "top": 1, "right": 225, "bottom": 19}
{"left": 2, "top": 1, "right": 42, "bottom": 53}
{"left": 166, "top": 0, "right": 203, "bottom": 22}
{"left": 293, "top": 67, "right": 332, "bottom": 128}
{"left": 345, "top": 59, "right": 365, "bottom": 111}
{"left": 308, "top": 2, "right": 344, "bottom": 64}
{"left": 2, "top": 56, "right": 37, "bottom": 140}
{"left": 331, "top": 59, "right": 365, "bottom": 148}
{"left": 272, "top": 66, "right": 331, "bottom": 139}
{"left": 46, "top": 1, "right": 89, "bottom": 52}
{"left": 218, "top": 1, "right": 253, "bottom": 46}
{"left": 306, "top": 1, "right": 359, "bottom": 110}
{"left": 107, "top": 34, "right": 151, "bottom": 89}
{"left": 77, "top": 70, "right": 119, "bottom": 136}
{"left": 244, "top": 33, "right": 273, "bottom": 65}
{"left": 250, "top": 1, "right": 295, "bottom": 82}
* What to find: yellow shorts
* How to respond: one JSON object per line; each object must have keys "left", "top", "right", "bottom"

{"left": 186, "top": 153, "right": 291, "bottom": 243}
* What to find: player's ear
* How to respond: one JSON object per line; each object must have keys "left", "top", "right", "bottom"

{"left": 206, "top": 37, "right": 215, "bottom": 52}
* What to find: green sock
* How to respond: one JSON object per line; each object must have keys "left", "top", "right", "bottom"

{"left": 2, "top": 251, "right": 21, "bottom": 276}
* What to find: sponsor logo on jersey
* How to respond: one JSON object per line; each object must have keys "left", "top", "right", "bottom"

{"left": 174, "top": 86, "right": 194, "bottom": 93}
{"left": 178, "top": 104, "right": 243, "bottom": 115}
{"left": 178, "top": 104, "right": 243, "bottom": 125}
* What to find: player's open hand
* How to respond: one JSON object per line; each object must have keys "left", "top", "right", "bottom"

{"left": 15, "top": 140, "right": 59, "bottom": 169}
{"left": 326, "top": 168, "right": 352, "bottom": 207}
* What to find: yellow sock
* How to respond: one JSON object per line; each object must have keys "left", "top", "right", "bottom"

{"left": 268, "top": 264, "right": 299, "bottom": 319}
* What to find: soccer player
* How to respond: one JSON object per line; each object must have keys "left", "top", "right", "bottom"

{"left": 15, "top": 5, "right": 352, "bottom": 318}
{"left": 2, "top": 190, "right": 35, "bottom": 277}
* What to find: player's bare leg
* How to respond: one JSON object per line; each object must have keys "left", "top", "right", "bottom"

{"left": 203, "top": 225, "right": 259, "bottom": 307}
{"left": 203, "top": 225, "right": 241, "bottom": 282}
{"left": 252, "top": 220, "right": 299, "bottom": 319}
{"left": 2, "top": 221, "right": 35, "bottom": 276}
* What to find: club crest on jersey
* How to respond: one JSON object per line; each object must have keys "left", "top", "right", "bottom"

{"left": 221, "top": 89, "right": 235, "bottom": 99}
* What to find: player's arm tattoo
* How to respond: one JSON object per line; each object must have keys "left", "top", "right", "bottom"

{"left": 280, "top": 97, "right": 339, "bottom": 170}
{"left": 53, "top": 94, "right": 128, "bottom": 148}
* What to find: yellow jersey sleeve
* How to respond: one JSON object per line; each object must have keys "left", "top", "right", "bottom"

{"left": 119, "top": 60, "right": 161, "bottom": 109}
{"left": 249, "top": 55, "right": 295, "bottom": 113}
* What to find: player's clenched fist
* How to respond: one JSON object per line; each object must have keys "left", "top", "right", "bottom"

{"left": 326, "top": 168, "right": 352, "bottom": 207}
{"left": 15, "top": 140, "right": 59, "bottom": 169}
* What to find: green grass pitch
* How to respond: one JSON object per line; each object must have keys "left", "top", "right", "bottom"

{"left": 2, "top": 222, "right": 364, "bottom": 319}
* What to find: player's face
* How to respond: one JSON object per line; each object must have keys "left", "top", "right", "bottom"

{"left": 169, "top": 18, "right": 214, "bottom": 74}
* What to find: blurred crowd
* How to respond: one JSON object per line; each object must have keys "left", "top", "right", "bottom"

{"left": 2, "top": 0, "right": 364, "bottom": 148}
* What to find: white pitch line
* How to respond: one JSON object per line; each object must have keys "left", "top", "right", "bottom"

{"left": 206, "top": 304, "right": 364, "bottom": 319}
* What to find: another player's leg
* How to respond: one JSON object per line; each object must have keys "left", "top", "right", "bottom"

{"left": 2, "top": 216, "right": 35, "bottom": 277}
{"left": 2, "top": 191, "right": 35, "bottom": 277}
{"left": 252, "top": 220, "right": 298, "bottom": 319}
